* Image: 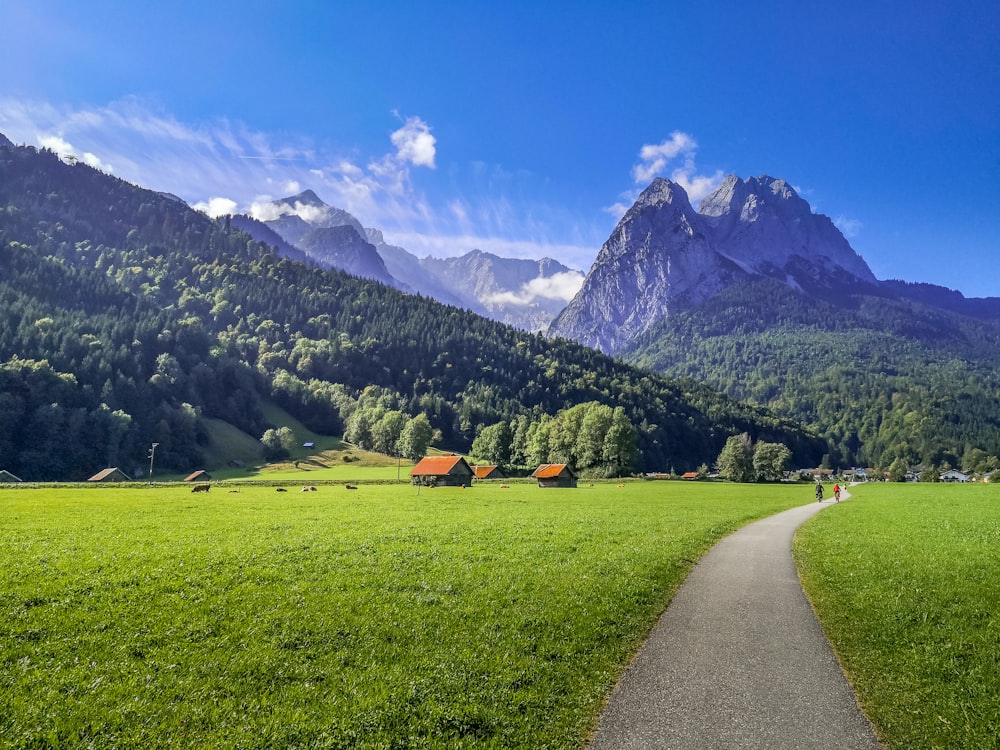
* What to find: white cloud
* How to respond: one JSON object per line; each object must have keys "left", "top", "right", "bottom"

{"left": 248, "top": 198, "right": 326, "bottom": 223}
{"left": 628, "top": 131, "right": 725, "bottom": 204}
{"left": 35, "top": 134, "right": 114, "bottom": 172}
{"left": 632, "top": 131, "right": 697, "bottom": 184}
{"left": 390, "top": 116, "right": 436, "bottom": 168}
{"left": 485, "top": 270, "right": 586, "bottom": 306}
{"left": 193, "top": 196, "right": 239, "bottom": 218}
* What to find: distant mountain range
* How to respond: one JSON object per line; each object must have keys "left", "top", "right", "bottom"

{"left": 232, "top": 190, "right": 583, "bottom": 332}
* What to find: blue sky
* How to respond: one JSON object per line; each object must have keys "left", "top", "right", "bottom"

{"left": 1, "top": 1, "right": 997, "bottom": 297}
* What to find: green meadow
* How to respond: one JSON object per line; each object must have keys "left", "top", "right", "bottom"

{"left": 1, "top": 481, "right": 808, "bottom": 749}
{"left": 796, "top": 483, "right": 1000, "bottom": 750}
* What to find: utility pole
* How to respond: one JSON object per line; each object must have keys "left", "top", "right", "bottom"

{"left": 148, "top": 442, "right": 159, "bottom": 484}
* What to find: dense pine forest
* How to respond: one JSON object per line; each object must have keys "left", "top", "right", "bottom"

{"left": 622, "top": 278, "right": 1000, "bottom": 473}
{"left": 0, "top": 140, "right": 824, "bottom": 480}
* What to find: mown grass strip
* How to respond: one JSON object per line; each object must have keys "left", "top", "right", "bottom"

{"left": 2, "top": 482, "right": 808, "bottom": 749}
{"left": 795, "top": 483, "right": 1000, "bottom": 750}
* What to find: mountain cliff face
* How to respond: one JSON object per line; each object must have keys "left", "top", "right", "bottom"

{"left": 549, "top": 175, "right": 880, "bottom": 353}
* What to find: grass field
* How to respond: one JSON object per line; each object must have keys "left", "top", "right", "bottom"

{"left": 796, "top": 483, "right": 1000, "bottom": 750}
{"left": 1, "top": 481, "right": 811, "bottom": 749}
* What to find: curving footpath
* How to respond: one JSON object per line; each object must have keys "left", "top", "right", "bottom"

{"left": 588, "top": 494, "right": 884, "bottom": 749}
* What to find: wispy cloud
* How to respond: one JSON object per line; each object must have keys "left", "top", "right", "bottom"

{"left": 834, "top": 215, "right": 863, "bottom": 238}
{"left": 0, "top": 96, "right": 600, "bottom": 268}
{"left": 632, "top": 131, "right": 697, "bottom": 184}
{"left": 607, "top": 130, "right": 725, "bottom": 219}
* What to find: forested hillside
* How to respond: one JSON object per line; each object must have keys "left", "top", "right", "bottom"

{"left": 0, "top": 140, "right": 824, "bottom": 480}
{"left": 621, "top": 278, "right": 1000, "bottom": 472}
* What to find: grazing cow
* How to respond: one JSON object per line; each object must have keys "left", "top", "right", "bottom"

{"left": 345, "top": 484, "right": 358, "bottom": 490}
{"left": 308, "top": 486, "right": 317, "bottom": 491}
{"left": 500, "top": 484, "right": 509, "bottom": 489}
{"left": 301, "top": 486, "right": 310, "bottom": 492}
{"left": 228, "top": 489, "right": 240, "bottom": 493}
{"left": 276, "top": 487, "right": 287, "bottom": 492}
{"left": 191, "top": 484, "right": 210, "bottom": 493}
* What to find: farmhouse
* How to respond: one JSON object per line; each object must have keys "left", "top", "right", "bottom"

{"left": 472, "top": 465, "right": 506, "bottom": 481}
{"left": 0, "top": 469, "right": 23, "bottom": 483}
{"left": 88, "top": 467, "right": 132, "bottom": 483}
{"left": 410, "top": 455, "right": 474, "bottom": 487}
{"left": 940, "top": 469, "right": 971, "bottom": 483}
{"left": 681, "top": 471, "right": 700, "bottom": 480}
{"left": 184, "top": 470, "right": 212, "bottom": 482}
{"left": 532, "top": 464, "right": 578, "bottom": 488}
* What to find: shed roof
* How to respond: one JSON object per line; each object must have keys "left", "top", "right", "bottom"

{"left": 472, "top": 465, "right": 500, "bottom": 479}
{"left": 184, "top": 470, "right": 211, "bottom": 482}
{"left": 88, "top": 467, "right": 131, "bottom": 482}
{"left": 410, "top": 455, "right": 471, "bottom": 476}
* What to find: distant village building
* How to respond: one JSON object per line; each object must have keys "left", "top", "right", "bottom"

{"left": 472, "top": 465, "right": 506, "bottom": 481}
{"left": 410, "top": 455, "right": 474, "bottom": 487}
{"left": 680, "top": 471, "right": 700, "bottom": 480}
{"left": 88, "top": 467, "right": 132, "bottom": 483}
{"left": 532, "top": 464, "right": 578, "bottom": 488}
{"left": 0, "top": 469, "right": 23, "bottom": 483}
{"left": 940, "top": 470, "right": 971, "bottom": 483}
{"left": 184, "top": 470, "right": 212, "bottom": 483}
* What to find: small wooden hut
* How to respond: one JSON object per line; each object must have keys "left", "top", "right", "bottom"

{"left": 532, "top": 464, "right": 577, "bottom": 488}
{"left": 410, "top": 455, "right": 474, "bottom": 487}
{"left": 472, "top": 465, "right": 506, "bottom": 481}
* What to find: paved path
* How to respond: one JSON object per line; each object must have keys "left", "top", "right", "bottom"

{"left": 588, "top": 496, "right": 883, "bottom": 749}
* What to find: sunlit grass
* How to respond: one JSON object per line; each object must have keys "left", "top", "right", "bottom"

{"left": 2, "top": 482, "right": 809, "bottom": 749}
{"left": 795, "top": 483, "right": 1000, "bottom": 750}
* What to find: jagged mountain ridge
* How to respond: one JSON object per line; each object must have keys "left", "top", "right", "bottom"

{"left": 251, "top": 191, "right": 583, "bottom": 331}
{"left": 549, "top": 175, "right": 885, "bottom": 353}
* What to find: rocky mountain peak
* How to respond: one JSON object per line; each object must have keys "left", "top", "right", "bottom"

{"left": 631, "top": 177, "right": 696, "bottom": 215}
{"left": 276, "top": 188, "right": 326, "bottom": 208}
{"left": 549, "top": 174, "right": 881, "bottom": 353}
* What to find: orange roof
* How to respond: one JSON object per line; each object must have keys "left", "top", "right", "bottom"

{"left": 472, "top": 465, "right": 498, "bottom": 479}
{"left": 681, "top": 472, "right": 699, "bottom": 479}
{"left": 532, "top": 463, "right": 574, "bottom": 479}
{"left": 410, "top": 455, "right": 470, "bottom": 476}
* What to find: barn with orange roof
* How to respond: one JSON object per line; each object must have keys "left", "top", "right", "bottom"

{"left": 472, "top": 464, "right": 506, "bottom": 481}
{"left": 409, "top": 455, "right": 474, "bottom": 487}
{"left": 532, "top": 463, "right": 577, "bottom": 488}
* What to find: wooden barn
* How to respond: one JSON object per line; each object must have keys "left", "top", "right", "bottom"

{"left": 532, "top": 464, "right": 578, "bottom": 488}
{"left": 88, "top": 467, "right": 132, "bottom": 483}
{"left": 472, "top": 465, "right": 506, "bottom": 481}
{"left": 0, "top": 469, "right": 23, "bottom": 483}
{"left": 410, "top": 455, "right": 474, "bottom": 487}
{"left": 184, "top": 470, "right": 213, "bottom": 483}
